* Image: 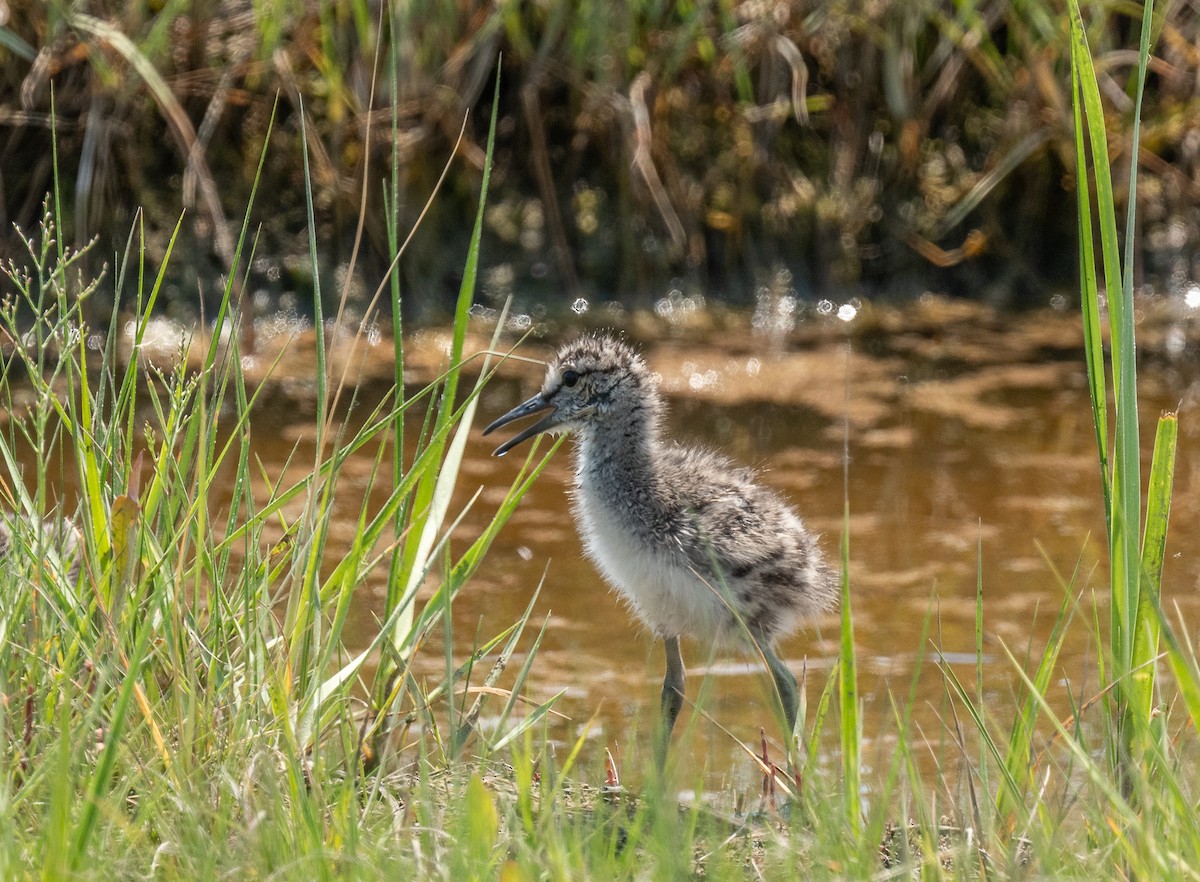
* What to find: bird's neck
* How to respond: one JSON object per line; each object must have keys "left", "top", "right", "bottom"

{"left": 573, "top": 411, "right": 661, "bottom": 501}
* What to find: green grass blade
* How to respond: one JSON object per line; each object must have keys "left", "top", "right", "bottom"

{"left": 996, "top": 578, "right": 1075, "bottom": 824}
{"left": 1105, "top": 0, "right": 1152, "bottom": 708}
{"left": 1073, "top": 6, "right": 1138, "bottom": 680}
{"left": 1069, "top": 0, "right": 1163, "bottom": 785}
{"left": 1070, "top": 55, "right": 1109, "bottom": 521}
{"left": 1158, "top": 607, "right": 1200, "bottom": 734}
{"left": 1068, "top": 2, "right": 1123, "bottom": 312}
{"left": 67, "top": 625, "right": 156, "bottom": 869}
{"left": 837, "top": 497, "right": 860, "bottom": 835}
{"left": 388, "top": 68, "right": 503, "bottom": 659}
{"left": 1131, "top": 413, "right": 1176, "bottom": 724}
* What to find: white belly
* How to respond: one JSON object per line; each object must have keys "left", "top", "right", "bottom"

{"left": 573, "top": 483, "right": 730, "bottom": 641}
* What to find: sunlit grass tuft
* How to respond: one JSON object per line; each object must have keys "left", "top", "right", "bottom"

{"left": 0, "top": 58, "right": 568, "bottom": 878}
{"left": 1070, "top": 0, "right": 1177, "bottom": 791}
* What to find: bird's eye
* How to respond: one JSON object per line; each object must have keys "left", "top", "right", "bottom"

{"left": 562, "top": 369, "right": 580, "bottom": 388}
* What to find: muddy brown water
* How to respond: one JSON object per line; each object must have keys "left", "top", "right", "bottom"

{"left": 18, "top": 295, "right": 1200, "bottom": 792}
{"left": 232, "top": 295, "right": 1200, "bottom": 792}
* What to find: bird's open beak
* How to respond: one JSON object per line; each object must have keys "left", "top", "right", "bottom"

{"left": 482, "top": 393, "right": 561, "bottom": 456}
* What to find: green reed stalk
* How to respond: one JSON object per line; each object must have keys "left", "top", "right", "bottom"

{"left": 386, "top": 2, "right": 405, "bottom": 515}
{"left": 383, "top": 72, "right": 501, "bottom": 665}
{"left": 838, "top": 494, "right": 860, "bottom": 836}
{"left": 1069, "top": 0, "right": 1175, "bottom": 783}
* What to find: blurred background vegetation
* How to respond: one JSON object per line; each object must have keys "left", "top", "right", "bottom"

{"left": 1, "top": 0, "right": 1197, "bottom": 323}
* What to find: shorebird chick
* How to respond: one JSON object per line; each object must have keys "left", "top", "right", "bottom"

{"left": 484, "top": 334, "right": 837, "bottom": 766}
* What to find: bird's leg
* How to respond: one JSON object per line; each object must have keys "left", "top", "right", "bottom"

{"left": 656, "top": 634, "right": 686, "bottom": 769}
{"left": 758, "top": 638, "right": 799, "bottom": 739}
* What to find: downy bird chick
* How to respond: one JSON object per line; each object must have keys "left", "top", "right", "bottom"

{"left": 485, "top": 334, "right": 837, "bottom": 765}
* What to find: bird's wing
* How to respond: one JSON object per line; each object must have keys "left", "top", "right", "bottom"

{"left": 659, "top": 445, "right": 791, "bottom": 579}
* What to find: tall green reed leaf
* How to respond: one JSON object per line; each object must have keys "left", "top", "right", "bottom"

{"left": 385, "top": 67, "right": 502, "bottom": 667}
{"left": 1132, "top": 413, "right": 1176, "bottom": 727}
{"left": 838, "top": 347, "right": 860, "bottom": 835}
{"left": 837, "top": 500, "right": 860, "bottom": 835}
{"left": 1068, "top": 0, "right": 1169, "bottom": 782}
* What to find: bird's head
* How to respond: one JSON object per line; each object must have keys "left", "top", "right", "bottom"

{"left": 483, "top": 334, "right": 656, "bottom": 456}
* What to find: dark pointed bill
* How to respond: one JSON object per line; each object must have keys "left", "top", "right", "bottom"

{"left": 482, "top": 393, "right": 560, "bottom": 456}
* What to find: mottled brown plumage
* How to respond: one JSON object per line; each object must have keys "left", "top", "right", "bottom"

{"left": 485, "top": 333, "right": 837, "bottom": 765}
